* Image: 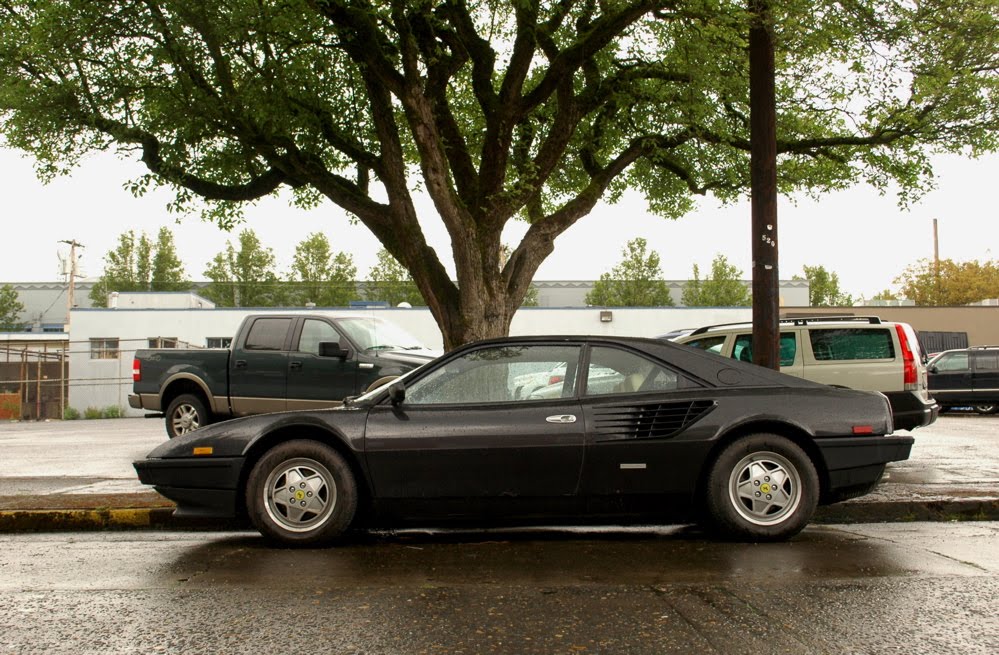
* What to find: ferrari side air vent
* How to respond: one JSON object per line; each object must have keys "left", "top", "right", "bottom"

{"left": 593, "top": 400, "right": 715, "bottom": 441}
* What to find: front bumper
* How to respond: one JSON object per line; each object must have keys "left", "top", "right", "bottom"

{"left": 814, "top": 434, "right": 914, "bottom": 503}
{"left": 134, "top": 456, "right": 244, "bottom": 518}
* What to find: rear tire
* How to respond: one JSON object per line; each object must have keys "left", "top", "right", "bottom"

{"left": 704, "top": 434, "right": 819, "bottom": 541}
{"left": 246, "top": 440, "right": 358, "bottom": 547}
{"left": 164, "top": 393, "right": 211, "bottom": 439}
{"left": 974, "top": 404, "right": 997, "bottom": 415}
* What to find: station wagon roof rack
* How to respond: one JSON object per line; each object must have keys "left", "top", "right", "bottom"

{"left": 687, "top": 315, "right": 883, "bottom": 337}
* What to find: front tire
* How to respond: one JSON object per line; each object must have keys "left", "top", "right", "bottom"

{"left": 164, "top": 394, "right": 211, "bottom": 439}
{"left": 974, "top": 404, "right": 997, "bottom": 415}
{"left": 704, "top": 434, "right": 819, "bottom": 541}
{"left": 246, "top": 440, "right": 358, "bottom": 546}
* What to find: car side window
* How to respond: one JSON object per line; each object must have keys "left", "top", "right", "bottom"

{"left": 975, "top": 352, "right": 999, "bottom": 371}
{"left": 584, "top": 346, "right": 700, "bottom": 396}
{"left": 733, "top": 333, "right": 796, "bottom": 366}
{"left": 243, "top": 318, "right": 292, "bottom": 351}
{"left": 934, "top": 352, "right": 970, "bottom": 372}
{"left": 404, "top": 345, "right": 581, "bottom": 405}
{"left": 298, "top": 319, "right": 340, "bottom": 355}
{"left": 809, "top": 328, "right": 894, "bottom": 361}
{"left": 682, "top": 335, "right": 726, "bottom": 354}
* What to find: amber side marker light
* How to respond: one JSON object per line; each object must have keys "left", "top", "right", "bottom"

{"left": 852, "top": 426, "right": 874, "bottom": 435}
{"left": 193, "top": 447, "right": 214, "bottom": 456}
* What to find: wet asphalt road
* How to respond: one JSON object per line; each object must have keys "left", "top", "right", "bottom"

{"left": 1, "top": 522, "right": 997, "bottom": 655}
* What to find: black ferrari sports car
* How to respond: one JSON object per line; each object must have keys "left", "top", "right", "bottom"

{"left": 134, "top": 335, "right": 913, "bottom": 545}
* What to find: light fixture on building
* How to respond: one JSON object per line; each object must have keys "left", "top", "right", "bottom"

{"left": 599, "top": 310, "right": 613, "bottom": 323}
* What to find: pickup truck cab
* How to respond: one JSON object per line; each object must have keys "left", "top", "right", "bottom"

{"left": 130, "top": 314, "right": 437, "bottom": 437}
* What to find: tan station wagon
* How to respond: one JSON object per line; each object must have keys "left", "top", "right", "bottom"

{"left": 673, "top": 316, "right": 938, "bottom": 431}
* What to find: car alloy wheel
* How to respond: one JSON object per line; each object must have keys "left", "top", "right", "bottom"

{"left": 164, "top": 393, "right": 210, "bottom": 439}
{"left": 246, "top": 440, "right": 358, "bottom": 546}
{"left": 974, "top": 404, "right": 997, "bottom": 415}
{"left": 728, "top": 451, "right": 802, "bottom": 526}
{"left": 704, "top": 433, "right": 819, "bottom": 541}
{"left": 262, "top": 457, "right": 337, "bottom": 533}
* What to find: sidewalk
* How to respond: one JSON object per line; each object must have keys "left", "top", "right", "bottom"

{"left": 1, "top": 415, "right": 997, "bottom": 533}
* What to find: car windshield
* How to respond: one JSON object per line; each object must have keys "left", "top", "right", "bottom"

{"left": 337, "top": 317, "right": 427, "bottom": 351}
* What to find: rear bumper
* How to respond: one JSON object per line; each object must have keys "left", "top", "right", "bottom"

{"left": 883, "top": 391, "right": 938, "bottom": 430}
{"left": 128, "top": 393, "right": 161, "bottom": 411}
{"left": 814, "top": 434, "right": 914, "bottom": 503}
{"left": 134, "top": 456, "right": 243, "bottom": 518}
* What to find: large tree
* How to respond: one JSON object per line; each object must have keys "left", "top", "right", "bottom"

{"left": 0, "top": 284, "right": 25, "bottom": 331}
{"left": 894, "top": 258, "right": 999, "bottom": 306}
{"left": 682, "top": 254, "right": 750, "bottom": 306}
{"left": 203, "top": 229, "right": 283, "bottom": 307}
{"left": 585, "top": 238, "right": 673, "bottom": 307}
{"left": 290, "top": 232, "right": 357, "bottom": 306}
{"left": 1, "top": 2, "right": 996, "bottom": 347}
{"left": 797, "top": 265, "right": 853, "bottom": 307}
{"left": 365, "top": 248, "right": 425, "bottom": 307}
{"left": 89, "top": 227, "right": 188, "bottom": 306}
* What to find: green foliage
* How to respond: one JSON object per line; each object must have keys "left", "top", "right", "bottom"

{"left": 289, "top": 233, "right": 357, "bottom": 306}
{"left": 202, "top": 230, "right": 284, "bottom": 307}
{"left": 870, "top": 289, "right": 899, "bottom": 302}
{"left": 0, "top": 284, "right": 25, "bottom": 330}
{"left": 62, "top": 406, "right": 81, "bottom": 420}
{"left": 89, "top": 228, "right": 189, "bottom": 306}
{"left": 798, "top": 265, "right": 854, "bottom": 307}
{"left": 365, "top": 250, "right": 425, "bottom": 307}
{"left": 682, "top": 255, "right": 751, "bottom": 307}
{"left": 101, "top": 405, "right": 122, "bottom": 419}
{"left": 893, "top": 258, "right": 999, "bottom": 306}
{"left": 83, "top": 407, "right": 102, "bottom": 420}
{"left": 1, "top": 1, "right": 996, "bottom": 345}
{"left": 521, "top": 285, "right": 540, "bottom": 307}
{"left": 585, "top": 239, "right": 674, "bottom": 307}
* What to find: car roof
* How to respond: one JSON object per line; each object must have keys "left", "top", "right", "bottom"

{"left": 682, "top": 316, "right": 886, "bottom": 337}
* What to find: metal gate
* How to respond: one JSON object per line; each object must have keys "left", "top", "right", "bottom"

{"left": 0, "top": 346, "right": 69, "bottom": 420}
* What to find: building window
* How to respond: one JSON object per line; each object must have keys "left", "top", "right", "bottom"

{"left": 206, "top": 337, "right": 233, "bottom": 349}
{"left": 147, "top": 337, "right": 178, "bottom": 349}
{"left": 90, "top": 338, "right": 119, "bottom": 360}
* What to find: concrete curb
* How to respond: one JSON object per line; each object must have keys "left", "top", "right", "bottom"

{"left": 1, "top": 499, "right": 996, "bottom": 534}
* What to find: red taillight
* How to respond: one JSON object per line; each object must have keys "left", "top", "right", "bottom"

{"left": 132, "top": 358, "right": 141, "bottom": 382}
{"left": 852, "top": 425, "right": 874, "bottom": 435}
{"left": 548, "top": 375, "right": 564, "bottom": 385}
{"left": 895, "top": 324, "right": 917, "bottom": 389}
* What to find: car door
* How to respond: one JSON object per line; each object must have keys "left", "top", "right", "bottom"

{"left": 972, "top": 351, "right": 999, "bottom": 405}
{"left": 363, "top": 343, "right": 586, "bottom": 512}
{"left": 286, "top": 318, "right": 358, "bottom": 410}
{"left": 578, "top": 344, "right": 713, "bottom": 513}
{"left": 928, "top": 350, "right": 972, "bottom": 405}
{"left": 229, "top": 316, "right": 293, "bottom": 416}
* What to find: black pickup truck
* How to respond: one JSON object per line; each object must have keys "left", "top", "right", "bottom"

{"left": 129, "top": 314, "right": 437, "bottom": 438}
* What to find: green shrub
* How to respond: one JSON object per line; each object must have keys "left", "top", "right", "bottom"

{"left": 63, "top": 407, "right": 81, "bottom": 420}
{"left": 102, "top": 405, "right": 123, "bottom": 419}
{"left": 83, "top": 406, "right": 102, "bottom": 420}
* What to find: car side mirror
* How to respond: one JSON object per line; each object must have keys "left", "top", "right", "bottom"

{"left": 928, "top": 365, "right": 938, "bottom": 374}
{"left": 319, "top": 340, "right": 351, "bottom": 359}
{"left": 388, "top": 381, "right": 406, "bottom": 405}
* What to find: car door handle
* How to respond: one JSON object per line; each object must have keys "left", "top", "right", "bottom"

{"left": 234, "top": 360, "right": 247, "bottom": 369}
{"left": 546, "top": 415, "right": 577, "bottom": 424}
{"left": 289, "top": 361, "right": 302, "bottom": 370}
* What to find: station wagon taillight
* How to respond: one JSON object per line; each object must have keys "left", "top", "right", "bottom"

{"left": 895, "top": 325, "right": 918, "bottom": 390}
{"left": 132, "top": 358, "right": 141, "bottom": 382}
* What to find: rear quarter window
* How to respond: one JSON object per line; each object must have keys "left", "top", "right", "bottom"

{"left": 808, "top": 328, "right": 895, "bottom": 361}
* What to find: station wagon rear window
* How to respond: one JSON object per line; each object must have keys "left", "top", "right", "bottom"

{"left": 809, "top": 329, "right": 894, "bottom": 361}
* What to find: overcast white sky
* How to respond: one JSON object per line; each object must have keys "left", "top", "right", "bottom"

{"left": 2, "top": 146, "right": 996, "bottom": 300}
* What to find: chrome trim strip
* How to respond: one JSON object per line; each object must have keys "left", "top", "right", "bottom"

{"left": 620, "top": 463, "right": 647, "bottom": 470}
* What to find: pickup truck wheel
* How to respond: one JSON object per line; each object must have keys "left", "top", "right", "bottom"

{"left": 704, "top": 434, "right": 818, "bottom": 542}
{"left": 246, "top": 440, "right": 358, "bottom": 546}
{"left": 165, "top": 394, "right": 211, "bottom": 439}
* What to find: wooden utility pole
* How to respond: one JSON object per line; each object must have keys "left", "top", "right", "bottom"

{"left": 59, "top": 239, "right": 84, "bottom": 327}
{"left": 749, "top": 0, "right": 780, "bottom": 369}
